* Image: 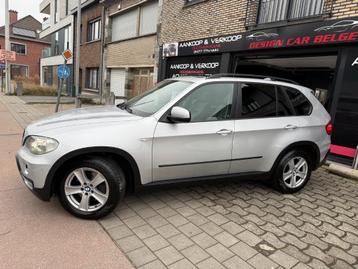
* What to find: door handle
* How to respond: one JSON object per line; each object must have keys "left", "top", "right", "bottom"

{"left": 216, "top": 129, "right": 233, "bottom": 136}
{"left": 285, "top": 124, "right": 298, "bottom": 130}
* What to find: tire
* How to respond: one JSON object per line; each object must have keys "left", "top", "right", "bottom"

{"left": 272, "top": 150, "right": 312, "bottom": 194}
{"left": 59, "top": 157, "right": 126, "bottom": 219}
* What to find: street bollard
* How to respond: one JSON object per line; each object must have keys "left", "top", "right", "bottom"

{"left": 353, "top": 145, "right": 358, "bottom": 170}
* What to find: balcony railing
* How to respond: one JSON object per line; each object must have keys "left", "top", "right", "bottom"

{"left": 245, "top": 0, "right": 333, "bottom": 28}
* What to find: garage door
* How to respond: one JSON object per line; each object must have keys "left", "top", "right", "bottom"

{"left": 110, "top": 69, "right": 126, "bottom": 97}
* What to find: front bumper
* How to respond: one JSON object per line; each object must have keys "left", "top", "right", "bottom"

{"left": 15, "top": 148, "right": 54, "bottom": 201}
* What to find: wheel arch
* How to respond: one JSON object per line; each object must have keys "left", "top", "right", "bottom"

{"left": 270, "top": 141, "right": 321, "bottom": 174}
{"left": 46, "top": 147, "right": 142, "bottom": 199}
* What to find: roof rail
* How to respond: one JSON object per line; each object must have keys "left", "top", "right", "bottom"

{"left": 208, "top": 73, "right": 300, "bottom": 85}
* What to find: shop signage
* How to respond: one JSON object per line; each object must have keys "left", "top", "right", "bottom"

{"left": 0, "top": 49, "right": 16, "bottom": 61}
{"left": 163, "top": 17, "right": 358, "bottom": 57}
{"left": 166, "top": 55, "right": 221, "bottom": 78}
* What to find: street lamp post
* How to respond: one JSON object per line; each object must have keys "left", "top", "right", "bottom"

{"left": 5, "top": 0, "right": 11, "bottom": 94}
{"left": 75, "top": 0, "right": 81, "bottom": 107}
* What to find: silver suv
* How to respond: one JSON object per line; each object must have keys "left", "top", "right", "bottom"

{"left": 16, "top": 75, "right": 332, "bottom": 219}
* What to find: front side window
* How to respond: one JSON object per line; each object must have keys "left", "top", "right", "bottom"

{"left": 11, "top": 43, "right": 26, "bottom": 55}
{"left": 177, "top": 83, "right": 234, "bottom": 122}
{"left": 122, "top": 80, "right": 193, "bottom": 116}
{"left": 88, "top": 19, "right": 101, "bottom": 42}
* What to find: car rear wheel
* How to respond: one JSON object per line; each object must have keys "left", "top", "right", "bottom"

{"left": 59, "top": 158, "right": 125, "bottom": 219}
{"left": 273, "top": 150, "right": 312, "bottom": 193}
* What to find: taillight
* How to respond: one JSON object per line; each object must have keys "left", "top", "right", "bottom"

{"left": 325, "top": 122, "right": 333, "bottom": 135}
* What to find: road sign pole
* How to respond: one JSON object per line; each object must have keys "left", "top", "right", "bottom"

{"left": 5, "top": 0, "right": 10, "bottom": 94}
{"left": 75, "top": 0, "right": 81, "bottom": 108}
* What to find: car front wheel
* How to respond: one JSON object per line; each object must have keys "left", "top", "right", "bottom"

{"left": 59, "top": 157, "right": 125, "bottom": 219}
{"left": 273, "top": 150, "right": 312, "bottom": 193}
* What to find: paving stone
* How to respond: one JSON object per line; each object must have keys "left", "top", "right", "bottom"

{"left": 322, "top": 233, "right": 350, "bottom": 250}
{"left": 192, "top": 232, "right": 217, "bottom": 249}
{"left": 228, "top": 205, "right": 249, "bottom": 216}
{"left": 138, "top": 259, "right": 166, "bottom": 269}
{"left": 133, "top": 224, "right": 157, "bottom": 239}
{"left": 261, "top": 223, "right": 286, "bottom": 237}
{"left": 168, "top": 234, "right": 194, "bottom": 251}
{"left": 206, "top": 243, "right": 234, "bottom": 262}
{"left": 242, "top": 222, "right": 266, "bottom": 236}
{"left": 304, "top": 246, "right": 335, "bottom": 265}
{"left": 167, "top": 214, "right": 189, "bottom": 227}
{"left": 221, "top": 221, "right": 245, "bottom": 235}
{"left": 342, "top": 232, "right": 358, "bottom": 244}
{"left": 143, "top": 234, "right": 170, "bottom": 251}
{"left": 123, "top": 215, "right": 146, "bottom": 229}
{"left": 147, "top": 199, "right": 167, "bottom": 210}
{"left": 223, "top": 255, "right": 254, "bottom": 269}
{"left": 248, "top": 253, "right": 279, "bottom": 269}
{"left": 348, "top": 245, "right": 358, "bottom": 257}
{"left": 200, "top": 222, "right": 223, "bottom": 236}
{"left": 146, "top": 215, "right": 169, "bottom": 228}
{"left": 157, "top": 224, "right": 180, "bottom": 239}
{"left": 187, "top": 214, "right": 209, "bottom": 226}
{"left": 178, "top": 222, "right": 202, "bottom": 237}
{"left": 327, "top": 246, "right": 357, "bottom": 264}
{"left": 181, "top": 245, "right": 209, "bottom": 264}
{"left": 157, "top": 206, "right": 177, "bottom": 218}
{"left": 292, "top": 263, "right": 311, "bottom": 269}
{"left": 269, "top": 250, "right": 299, "bottom": 269}
{"left": 282, "top": 245, "right": 311, "bottom": 263}
{"left": 155, "top": 246, "right": 184, "bottom": 266}
{"left": 114, "top": 207, "right": 137, "bottom": 220}
{"left": 196, "top": 206, "right": 215, "bottom": 217}
{"left": 243, "top": 213, "right": 266, "bottom": 226}
{"left": 339, "top": 223, "right": 358, "bottom": 236}
{"left": 302, "top": 233, "right": 329, "bottom": 250}
{"left": 177, "top": 206, "right": 196, "bottom": 217}
{"left": 107, "top": 224, "right": 133, "bottom": 240}
{"left": 127, "top": 246, "right": 156, "bottom": 267}
{"left": 98, "top": 213, "right": 123, "bottom": 229}
{"left": 214, "top": 231, "right": 239, "bottom": 247}
{"left": 236, "top": 230, "right": 263, "bottom": 247}
{"left": 197, "top": 257, "right": 226, "bottom": 269}
{"left": 137, "top": 207, "right": 158, "bottom": 219}
{"left": 299, "top": 223, "right": 325, "bottom": 238}
{"left": 331, "top": 259, "right": 355, "bottom": 269}
{"left": 168, "top": 259, "right": 196, "bottom": 269}
{"left": 262, "top": 232, "right": 286, "bottom": 249}
{"left": 230, "top": 241, "right": 258, "bottom": 260}
{"left": 308, "top": 258, "right": 330, "bottom": 269}
{"left": 281, "top": 234, "right": 307, "bottom": 250}
{"left": 116, "top": 235, "right": 144, "bottom": 253}
{"left": 207, "top": 213, "right": 230, "bottom": 225}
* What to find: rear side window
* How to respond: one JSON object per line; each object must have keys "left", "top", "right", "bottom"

{"left": 241, "top": 83, "right": 277, "bottom": 118}
{"left": 280, "top": 86, "right": 312, "bottom": 116}
{"left": 240, "top": 83, "right": 312, "bottom": 119}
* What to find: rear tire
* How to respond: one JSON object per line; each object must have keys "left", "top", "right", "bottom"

{"left": 272, "top": 150, "right": 312, "bottom": 193}
{"left": 59, "top": 157, "right": 126, "bottom": 219}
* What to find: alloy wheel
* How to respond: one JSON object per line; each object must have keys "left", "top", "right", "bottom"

{"left": 64, "top": 167, "right": 109, "bottom": 212}
{"left": 282, "top": 156, "right": 308, "bottom": 188}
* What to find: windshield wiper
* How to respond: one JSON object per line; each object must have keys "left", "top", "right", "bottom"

{"left": 118, "top": 102, "right": 132, "bottom": 113}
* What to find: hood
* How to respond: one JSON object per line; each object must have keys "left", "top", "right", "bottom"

{"left": 26, "top": 105, "right": 141, "bottom": 135}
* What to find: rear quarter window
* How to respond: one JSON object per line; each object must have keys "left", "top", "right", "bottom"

{"left": 280, "top": 86, "right": 312, "bottom": 116}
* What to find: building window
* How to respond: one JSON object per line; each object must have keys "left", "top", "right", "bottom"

{"left": 10, "top": 65, "right": 28, "bottom": 79}
{"left": 88, "top": 19, "right": 101, "bottom": 42}
{"left": 87, "top": 68, "right": 99, "bottom": 89}
{"left": 112, "top": 1, "right": 158, "bottom": 42}
{"left": 184, "top": 0, "right": 207, "bottom": 6}
{"left": 258, "top": 0, "right": 325, "bottom": 24}
{"left": 11, "top": 43, "right": 26, "bottom": 55}
{"left": 54, "top": 0, "right": 59, "bottom": 23}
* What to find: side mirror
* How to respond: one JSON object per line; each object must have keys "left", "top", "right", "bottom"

{"left": 168, "top": 106, "right": 191, "bottom": 123}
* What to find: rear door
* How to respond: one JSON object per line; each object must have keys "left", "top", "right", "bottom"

{"left": 230, "top": 82, "right": 313, "bottom": 174}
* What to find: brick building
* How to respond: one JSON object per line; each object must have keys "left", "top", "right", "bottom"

{"left": 103, "top": 0, "right": 160, "bottom": 98}
{"left": 0, "top": 11, "right": 50, "bottom": 80}
{"left": 73, "top": 0, "right": 104, "bottom": 95}
{"left": 158, "top": 0, "right": 358, "bottom": 164}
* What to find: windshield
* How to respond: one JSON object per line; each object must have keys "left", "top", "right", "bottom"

{"left": 119, "top": 80, "right": 193, "bottom": 116}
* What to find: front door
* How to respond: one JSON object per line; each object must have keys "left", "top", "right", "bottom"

{"left": 153, "top": 82, "right": 237, "bottom": 181}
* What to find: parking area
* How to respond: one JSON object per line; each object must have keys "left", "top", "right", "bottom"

{"left": 2, "top": 94, "right": 358, "bottom": 269}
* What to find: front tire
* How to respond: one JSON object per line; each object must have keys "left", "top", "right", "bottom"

{"left": 273, "top": 150, "right": 312, "bottom": 193}
{"left": 59, "top": 157, "right": 126, "bottom": 219}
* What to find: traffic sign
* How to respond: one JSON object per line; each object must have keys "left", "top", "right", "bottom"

{"left": 58, "top": 65, "right": 71, "bottom": 79}
{"left": 62, "top": 50, "right": 73, "bottom": 61}
{"left": 0, "top": 49, "right": 16, "bottom": 61}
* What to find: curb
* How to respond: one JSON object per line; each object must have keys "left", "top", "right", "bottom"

{"left": 327, "top": 163, "right": 358, "bottom": 181}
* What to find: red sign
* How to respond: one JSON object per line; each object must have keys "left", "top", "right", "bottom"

{"left": 62, "top": 50, "right": 73, "bottom": 61}
{"left": 0, "top": 49, "right": 16, "bottom": 61}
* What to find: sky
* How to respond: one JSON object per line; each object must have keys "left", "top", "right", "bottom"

{"left": 0, "top": 0, "right": 47, "bottom": 26}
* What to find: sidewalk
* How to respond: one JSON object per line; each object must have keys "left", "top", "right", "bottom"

{"left": 0, "top": 94, "right": 133, "bottom": 269}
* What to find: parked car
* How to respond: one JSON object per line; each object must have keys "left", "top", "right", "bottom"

{"left": 16, "top": 75, "right": 331, "bottom": 219}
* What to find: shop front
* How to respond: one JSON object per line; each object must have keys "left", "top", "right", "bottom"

{"left": 159, "top": 17, "right": 358, "bottom": 164}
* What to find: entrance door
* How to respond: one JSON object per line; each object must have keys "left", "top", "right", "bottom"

{"left": 153, "top": 82, "right": 236, "bottom": 181}
{"left": 110, "top": 69, "right": 126, "bottom": 97}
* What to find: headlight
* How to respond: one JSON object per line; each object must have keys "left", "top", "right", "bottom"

{"left": 24, "top": 136, "right": 59, "bottom": 155}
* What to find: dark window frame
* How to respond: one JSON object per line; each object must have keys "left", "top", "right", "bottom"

{"left": 87, "top": 18, "right": 101, "bottom": 42}
{"left": 11, "top": 42, "right": 26, "bottom": 55}
{"left": 184, "top": 0, "right": 208, "bottom": 7}
{"left": 86, "top": 67, "right": 99, "bottom": 90}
